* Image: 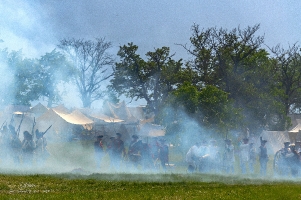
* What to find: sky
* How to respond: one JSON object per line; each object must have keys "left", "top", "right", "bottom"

{"left": 0, "top": 0, "right": 300, "bottom": 107}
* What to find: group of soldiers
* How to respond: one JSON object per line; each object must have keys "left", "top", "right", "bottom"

{"left": 185, "top": 137, "right": 269, "bottom": 176}
{"left": 274, "top": 141, "right": 301, "bottom": 177}
{"left": 0, "top": 121, "right": 49, "bottom": 168}
{"left": 94, "top": 133, "right": 169, "bottom": 171}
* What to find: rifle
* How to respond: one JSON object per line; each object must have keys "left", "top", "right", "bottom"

{"left": 16, "top": 113, "right": 24, "bottom": 137}
{"left": 0, "top": 120, "right": 6, "bottom": 131}
{"left": 9, "top": 114, "right": 14, "bottom": 125}
{"left": 42, "top": 125, "right": 52, "bottom": 137}
{"left": 31, "top": 117, "right": 36, "bottom": 140}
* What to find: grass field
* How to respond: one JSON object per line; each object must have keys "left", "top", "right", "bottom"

{"left": 0, "top": 173, "right": 301, "bottom": 199}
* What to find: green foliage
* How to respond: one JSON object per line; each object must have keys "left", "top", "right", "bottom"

{"left": 110, "top": 43, "right": 186, "bottom": 121}
{"left": 38, "top": 49, "right": 74, "bottom": 107}
{"left": 184, "top": 24, "right": 288, "bottom": 133}
{"left": 167, "top": 82, "right": 242, "bottom": 135}
{"left": 0, "top": 174, "right": 301, "bottom": 199}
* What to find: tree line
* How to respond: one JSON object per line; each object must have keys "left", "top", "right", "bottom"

{"left": 1, "top": 24, "right": 301, "bottom": 137}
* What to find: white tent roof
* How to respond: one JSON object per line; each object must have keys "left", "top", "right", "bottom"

{"left": 289, "top": 119, "right": 301, "bottom": 133}
{"left": 53, "top": 110, "right": 93, "bottom": 125}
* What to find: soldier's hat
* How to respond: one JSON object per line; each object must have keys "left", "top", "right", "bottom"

{"left": 8, "top": 124, "right": 15, "bottom": 133}
{"left": 225, "top": 139, "right": 231, "bottom": 143}
{"left": 97, "top": 135, "right": 103, "bottom": 139}
{"left": 116, "top": 132, "right": 122, "bottom": 137}
{"left": 284, "top": 142, "right": 290, "bottom": 147}
{"left": 243, "top": 138, "right": 249, "bottom": 141}
{"left": 23, "top": 130, "right": 32, "bottom": 140}
{"left": 261, "top": 139, "right": 267, "bottom": 144}
{"left": 132, "top": 134, "right": 138, "bottom": 139}
{"left": 110, "top": 136, "right": 115, "bottom": 140}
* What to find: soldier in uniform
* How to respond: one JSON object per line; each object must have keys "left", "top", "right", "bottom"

{"left": 223, "top": 139, "right": 235, "bottom": 174}
{"left": 186, "top": 142, "right": 202, "bottom": 173}
{"left": 9, "top": 125, "right": 22, "bottom": 165}
{"left": 239, "top": 138, "right": 249, "bottom": 174}
{"left": 249, "top": 142, "right": 256, "bottom": 174}
{"left": 158, "top": 138, "right": 169, "bottom": 170}
{"left": 140, "top": 142, "right": 153, "bottom": 171}
{"left": 128, "top": 135, "right": 142, "bottom": 168}
{"left": 94, "top": 135, "right": 104, "bottom": 169}
{"left": 208, "top": 140, "right": 220, "bottom": 174}
{"left": 259, "top": 137, "right": 268, "bottom": 176}
{"left": 35, "top": 129, "right": 49, "bottom": 167}
{"left": 111, "top": 133, "right": 125, "bottom": 171}
{"left": 21, "top": 131, "right": 36, "bottom": 167}
{"left": 279, "top": 141, "right": 293, "bottom": 176}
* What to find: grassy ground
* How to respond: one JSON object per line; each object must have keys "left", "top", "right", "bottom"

{"left": 0, "top": 173, "right": 301, "bottom": 199}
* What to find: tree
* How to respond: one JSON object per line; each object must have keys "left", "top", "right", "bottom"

{"left": 169, "top": 82, "right": 242, "bottom": 135}
{"left": 110, "top": 43, "right": 189, "bottom": 121}
{"left": 58, "top": 38, "right": 114, "bottom": 108}
{"left": 38, "top": 49, "right": 74, "bottom": 107}
{"left": 270, "top": 44, "right": 301, "bottom": 116}
{"left": 0, "top": 49, "right": 41, "bottom": 106}
{"left": 183, "top": 24, "right": 288, "bottom": 133}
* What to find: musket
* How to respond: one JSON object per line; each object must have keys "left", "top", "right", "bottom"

{"left": 31, "top": 117, "right": 36, "bottom": 140}
{"left": 42, "top": 125, "right": 52, "bottom": 137}
{"left": 16, "top": 113, "right": 25, "bottom": 136}
{"left": 0, "top": 120, "right": 6, "bottom": 131}
{"left": 9, "top": 114, "right": 14, "bottom": 125}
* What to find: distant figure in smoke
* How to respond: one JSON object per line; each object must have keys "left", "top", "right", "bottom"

{"left": 239, "top": 138, "right": 249, "bottom": 174}
{"left": 94, "top": 135, "right": 104, "bottom": 169}
{"left": 21, "top": 131, "right": 36, "bottom": 167}
{"left": 0, "top": 125, "right": 10, "bottom": 163}
{"left": 186, "top": 142, "right": 202, "bottom": 173}
{"left": 111, "top": 133, "right": 126, "bottom": 171}
{"left": 259, "top": 137, "right": 268, "bottom": 176}
{"left": 158, "top": 138, "right": 169, "bottom": 171}
{"left": 35, "top": 129, "right": 49, "bottom": 167}
{"left": 289, "top": 144, "right": 300, "bottom": 177}
{"left": 149, "top": 138, "right": 160, "bottom": 166}
{"left": 140, "top": 142, "right": 153, "bottom": 171}
{"left": 223, "top": 139, "right": 235, "bottom": 174}
{"left": 208, "top": 140, "right": 221, "bottom": 173}
{"left": 8, "top": 125, "right": 22, "bottom": 165}
{"left": 278, "top": 141, "right": 294, "bottom": 176}
{"left": 249, "top": 143, "right": 256, "bottom": 174}
{"left": 128, "top": 135, "right": 142, "bottom": 168}
{"left": 198, "top": 140, "right": 209, "bottom": 173}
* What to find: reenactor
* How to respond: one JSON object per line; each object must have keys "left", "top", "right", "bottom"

{"left": 140, "top": 142, "right": 153, "bottom": 171}
{"left": 149, "top": 138, "right": 160, "bottom": 167}
{"left": 186, "top": 142, "right": 202, "bottom": 173}
{"left": 35, "top": 129, "right": 49, "bottom": 167}
{"left": 128, "top": 135, "right": 142, "bottom": 168}
{"left": 21, "top": 131, "right": 36, "bottom": 167}
{"left": 239, "top": 138, "right": 249, "bottom": 174}
{"left": 111, "top": 133, "right": 126, "bottom": 171}
{"left": 208, "top": 140, "right": 221, "bottom": 173}
{"left": 94, "top": 135, "right": 104, "bottom": 169}
{"left": 280, "top": 142, "right": 294, "bottom": 176}
{"left": 259, "top": 137, "right": 268, "bottom": 176}
{"left": 249, "top": 143, "right": 256, "bottom": 174}
{"left": 9, "top": 125, "right": 22, "bottom": 165}
{"left": 223, "top": 139, "right": 235, "bottom": 174}
{"left": 0, "top": 125, "right": 11, "bottom": 163}
{"left": 198, "top": 140, "right": 210, "bottom": 173}
{"left": 289, "top": 144, "right": 300, "bottom": 177}
{"left": 158, "top": 138, "right": 169, "bottom": 170}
